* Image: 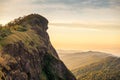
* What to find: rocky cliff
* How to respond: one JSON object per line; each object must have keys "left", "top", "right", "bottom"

{"left": 0, "top": 14, "right": 76, "bottom": 80}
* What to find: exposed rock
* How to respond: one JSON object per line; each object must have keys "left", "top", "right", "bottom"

{"left": 0, "top": 14, "right": 76, "bottom": 80}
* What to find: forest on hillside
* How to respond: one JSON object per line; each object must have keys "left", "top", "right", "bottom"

{"left": 73, "top": 56, "right": 120, "bottom": 80}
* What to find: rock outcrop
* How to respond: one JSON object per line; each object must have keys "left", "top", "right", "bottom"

{"left": 0, "top": 14, "right": 76, "bottom": 80}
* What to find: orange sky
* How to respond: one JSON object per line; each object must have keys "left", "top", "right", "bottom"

{"left": 48, "top": 25, "right": 120, "bottom": 56}
{"left": 0, "top": 0, "right": 120, "bottom": 56}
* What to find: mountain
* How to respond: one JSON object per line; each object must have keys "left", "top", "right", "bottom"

{"left": 73, "top": 56, "right": 120, "bottom": 80}
{"left": 0, "top": 14, "right": 76, "bottom": 80}
{"left": 58, "top": 50, "right": 112, "bottom": 70}
{"left": 58, "top": 50, "right": 120, "bottom": 79}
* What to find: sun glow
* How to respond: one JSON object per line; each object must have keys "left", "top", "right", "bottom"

{"left": 48, "top": 25, "right": 120, "bottom": 56}
{"left": 0, "top": 0, "right": 120, "bottom": 56}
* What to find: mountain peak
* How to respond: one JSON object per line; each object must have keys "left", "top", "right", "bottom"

{"left": 22, "top": 13, "right": 48, "bottom": 25}
{"left": 6, "top": 13, "right": 48, "bottom": 31}
{"left": 0, "top": 14, "right": 76, "bottom": 80}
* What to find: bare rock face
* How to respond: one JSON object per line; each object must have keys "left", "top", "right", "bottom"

{"left": 0, "top": 14, "right": 76, "bottom": 80}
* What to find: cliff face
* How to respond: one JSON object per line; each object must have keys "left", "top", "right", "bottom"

{"left": 0, "top": 14, "right": 76, "bottom": 80}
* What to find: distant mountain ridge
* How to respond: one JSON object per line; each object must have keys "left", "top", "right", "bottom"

{"left": 58, "top": 50, "right": 120, "bottom": 80}
{"left": 58, "top": 50, "right": 112, "bottom": 70}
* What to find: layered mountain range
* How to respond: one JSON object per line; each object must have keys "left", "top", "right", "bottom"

{"left": 58, "top": 50, "right": 120, "bottom": 80}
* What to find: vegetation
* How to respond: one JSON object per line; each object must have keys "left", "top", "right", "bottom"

{"left": 0, "top": 14, "right": 76, "bottom": 80}
{"left": 0, "top": 14, "right": 47, "bottom": 41}
{"left": 59, "top": 51, "right": 111, "bottom": 70}
{"left": 0, "top": 27, "right": 11, "bottom": 40}
{"left": 73, "top": 56, "right": 120, "bottom": 80}
{"left": 5, "top": 13, "right": 48, "bottom": 27}
{"left": 11, "top": 25, "right": 27, "bottom": 32}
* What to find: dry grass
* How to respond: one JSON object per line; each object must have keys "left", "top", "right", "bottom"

{"left": 0, "top": 57, "right": 5, "bottom": 66}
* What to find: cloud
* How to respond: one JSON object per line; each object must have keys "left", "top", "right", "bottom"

{"left": 1, "top": 0, "right": 120, "bottom": 10}
{"left": 0, "top": 0, "right": 120, "bottom": 25}
{"left": 0, "top": 0, "right": 8, "bottom": 3}
{"left": 31, "top": 0, "right": 120, "bottom": 9}
{"left": 49, "top": 23, "right": 120, "bottom": 30}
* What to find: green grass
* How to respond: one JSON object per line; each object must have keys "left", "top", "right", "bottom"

{"left": 11, "top": 25, "right": 27, "bottom": 32}
{"left": 0, "top": 27, "right": 12, "bottom": 40}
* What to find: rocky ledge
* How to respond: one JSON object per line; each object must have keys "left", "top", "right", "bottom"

{"left": 0, "top": 14, "right": 76, "bottom": 80}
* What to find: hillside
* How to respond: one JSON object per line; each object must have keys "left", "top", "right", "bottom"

{"left": 58, "top": 50, "right": 112, "bottom": 70}
{"left": 0, "top": 14, "right": 76, "bottom": 80}
{"left": 73, "top": 56, "right": 120, "bottom": 80}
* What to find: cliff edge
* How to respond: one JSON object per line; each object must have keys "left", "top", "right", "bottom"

{"left": 0, "top": 14, "right": 76, "bottom": 80}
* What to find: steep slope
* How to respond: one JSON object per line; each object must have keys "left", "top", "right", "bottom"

{"left": 0, "top": 14, "right": 76, "bottom": 80}
{"left": 73, "top": 56, "right": 120, "bottom": 80}
{"left": 58, "top": 50, "right": 112, "bottom": 70}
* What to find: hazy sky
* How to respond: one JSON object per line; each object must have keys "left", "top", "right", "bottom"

{"left": 0, "top": 0, "right": 120, "bottom": 24}
{"left": 0, "top": 0, "right": 120, "bottom": 56}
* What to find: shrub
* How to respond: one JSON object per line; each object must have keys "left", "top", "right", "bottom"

{"left": 0, "top": 27, "right": 11, "bottom": 40}
{"left": 12, "top": 25, "right": 27, "bottom": 32}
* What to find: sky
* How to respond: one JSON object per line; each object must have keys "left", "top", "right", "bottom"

{"left": 0, "top": 0, "right": 120, "bottom": 56}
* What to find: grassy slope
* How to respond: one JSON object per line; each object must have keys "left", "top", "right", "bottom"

{"left": 0, "top": 20, "right": 46, "bottom": 80}
{"left": 73, "top": 56, "right": 120, "bottom": 80}
{"left": 0, "top": 14, "right": 76, "bottom": 80}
